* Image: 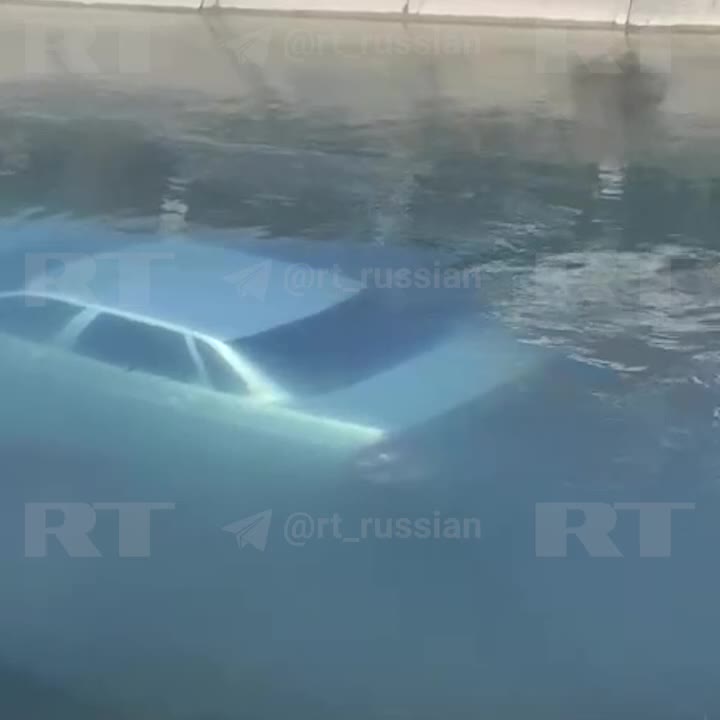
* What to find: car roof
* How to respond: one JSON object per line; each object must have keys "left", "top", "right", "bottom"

{"left": 24, "top": 239, "right": 364, "bottom": 341}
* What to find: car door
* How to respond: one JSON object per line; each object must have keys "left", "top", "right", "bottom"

{"left": 21, "top": 306, "right": 359, "bottom": 502}
{"left": 1, "top": 306, "right": 208, "bottom": 495}
{"left": 0, "top": 293, "right": 93, "bottom": 456}
{"left": 52, "top": 311, "right": 280, "bottom": 501}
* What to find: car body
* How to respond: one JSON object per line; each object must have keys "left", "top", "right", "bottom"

{"left": 0, "top": 237, "right": 559, "bottom": 711}
{"left": 0, "top": 238, "right": 550, "bottom": 490}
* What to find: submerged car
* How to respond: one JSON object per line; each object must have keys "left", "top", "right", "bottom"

{"left": 0, "top": 237, "right": 559, "bottom": 712}
{"left": 0, "top": 239, "right": 548, "bottom": 490}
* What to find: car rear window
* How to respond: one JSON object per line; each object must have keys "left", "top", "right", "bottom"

{"left": 231, "top": 288, "right": 462, "bottom": 395}
{"left": 0, "top": 294, "right": 82, "bottom": 342}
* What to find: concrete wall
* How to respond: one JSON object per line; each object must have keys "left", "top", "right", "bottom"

{"left": 3, "top": 4, "right": 720, "bottom": 178}
{"left": 10, "top": 0, "right": 720, "bottom": 31}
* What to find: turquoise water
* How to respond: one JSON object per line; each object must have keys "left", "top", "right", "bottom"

{"left": 2, "top": 15, "right": 720, "bottom": 718}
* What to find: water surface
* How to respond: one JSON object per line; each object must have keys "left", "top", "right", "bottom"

{"left": 1, "top": 9, "right": 720, "bottom": 718}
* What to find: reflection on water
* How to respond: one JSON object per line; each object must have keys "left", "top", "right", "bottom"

{"left": 2, "top": 10, "right": 720, "bottom": 719}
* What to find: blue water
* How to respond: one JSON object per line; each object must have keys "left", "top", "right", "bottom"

{"left": 2, "top": 19, "right": 720, "bottom": 719}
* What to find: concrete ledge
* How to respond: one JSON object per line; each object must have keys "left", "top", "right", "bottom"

{"left": 629, "top": 0, "right": 720, "bottom": 29}
{"left": 6, "top": 0, "right": 720, "bottom": 32}
{"left": 411, "top": 0, "right": 629, "bottom": 26}
{"left": 215, "top": 0, "right": 631, "bottom": 26}
{"left": 216, "top": 0, "right": 404, "bottom": 15}
{"left": 18, "top": 0, "right": 201, "bottom": 9}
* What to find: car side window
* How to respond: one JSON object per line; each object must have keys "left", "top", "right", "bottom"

{"left": 0, "top": 295, "right": 82, "bottom": 342}
{"left": 196, "top": 340, "right": 248, "bottom": 396}
{"left": 74, "top": 313, "right": 198, "bottom": 384}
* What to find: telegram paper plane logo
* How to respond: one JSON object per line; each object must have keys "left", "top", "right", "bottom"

{"left": 224, "top": 260, "right": 271, "bottom": 301}
{"left": 229, "top": 28, "right": 273, "bottom": 67}
{"left": 223, "top": 510, "right": 272, "bottom": 551}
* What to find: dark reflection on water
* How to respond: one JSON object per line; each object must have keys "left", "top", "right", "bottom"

{"left": 2, "top": 24, "right": 720, "bottom": 719}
